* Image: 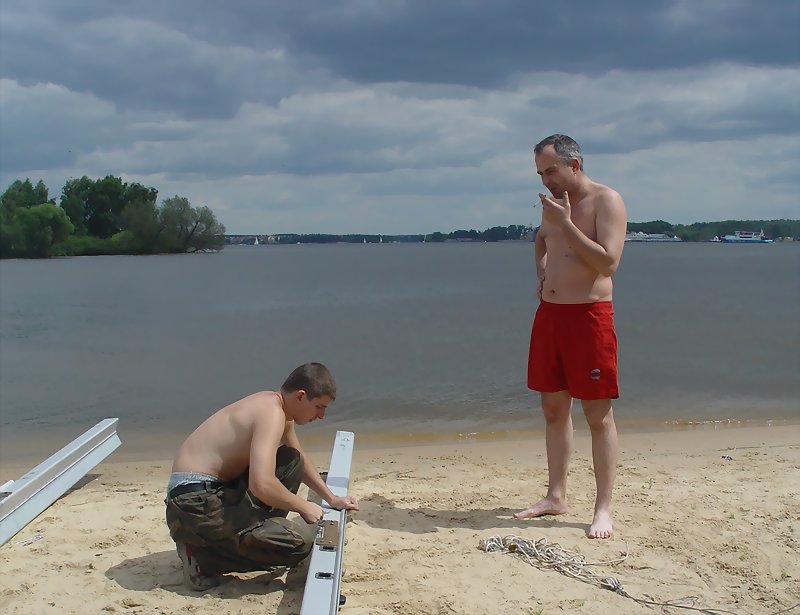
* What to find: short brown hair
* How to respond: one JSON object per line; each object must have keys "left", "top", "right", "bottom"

{"left": 281, "top": 362, "right": 337, "bottom": 400}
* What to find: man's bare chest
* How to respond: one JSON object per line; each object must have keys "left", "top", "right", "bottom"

{"left": 542, "top": 209, "right": 597, "bottom": 243}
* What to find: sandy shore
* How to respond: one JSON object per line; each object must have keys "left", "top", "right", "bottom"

{"left": 1, "top": 424, "right": 798, "bottom": 615}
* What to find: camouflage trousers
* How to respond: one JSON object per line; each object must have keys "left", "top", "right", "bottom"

{"left": 165, "top": 445, "right": 317, "bottom": 575}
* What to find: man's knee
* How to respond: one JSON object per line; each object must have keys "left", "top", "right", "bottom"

{"left": 541, "top": 391, "right": 572, "bottom": 422}
{"left": 582, "top": 400, "right": 614, "bottom": 430}
{"left": 276, "top": 446, "right": 304, "bottom": 492}
{"left": 289, "top": 521, "right": 317, "bottom": 561}
{"left": 276, "top": 445, "right": 301, "bottom": 466}
{"left": 240, "top": 517, "right": 316, "bottom": 567}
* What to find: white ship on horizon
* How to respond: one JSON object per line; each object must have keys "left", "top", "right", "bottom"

{"left": 624, "top": 232, "right": 682, "bottom": 242}
{"left": 721, "top": 230, "right": 774, "bottom": 244}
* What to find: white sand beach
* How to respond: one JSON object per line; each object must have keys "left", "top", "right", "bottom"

{"left": 1, "top": 424, "right": 799, "bottom": 614}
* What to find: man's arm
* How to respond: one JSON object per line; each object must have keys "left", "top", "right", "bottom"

{"left": 542, "top": 190, "right": 627, "bottom": 276}
{"left": 282, "top": 422, "right": 359, "bottom": 511}
{"left": 248, "top": 409, "right": 324, "bottom": 523}
{"left": 534, "top": 226, "right": 547, "bottom": 298}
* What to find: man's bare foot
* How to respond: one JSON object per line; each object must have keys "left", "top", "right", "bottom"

{"left": 587, "top": 509, "right": 613, "bottom": 539}
{"left": 513, "top": 497, "right": 567, "bottom": 520}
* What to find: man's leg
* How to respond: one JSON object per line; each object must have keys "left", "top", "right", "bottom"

{"left": 515, "top": 390, "right": 573, "bottom": 519}
{"left": 223, "top": 446, "right": 315, "bottom": 571}
{"left": 275, "top": 445, "right": 303, "bottom": 498}
{"left": 581, "top": 399, "right": 617, "bottom": 539}
{"left": 166, "top": 491, "right": 227, "bottom": 590}
{"left": 239, "top": 445, "right": 303, "bottom": 519}
{"left": 168, "top": 446, "right": 309, "bottom": 584}
{"left": 175, "top": 541, "right": 221, "bottom": 590}
{"left": 233, "top": 516, "right": 317, "bottom": 570}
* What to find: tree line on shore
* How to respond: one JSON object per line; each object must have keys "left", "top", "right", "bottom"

{"left": 230, "top": 225, "right": 533, "bottom": 245}
{"left": 2, "top": 176, "right": 797, "bottom": 258}
{"left": 0, "top": 177, "right": 225, "bottom": 259}
{"left": 627, "top": 219, "right": 800, "bottom": 242}
{"left": 232, "top": 218, "right": 799, "bottom": 245}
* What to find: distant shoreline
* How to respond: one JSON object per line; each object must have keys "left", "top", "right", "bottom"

{"left": 223, "top": 218, "right": 800, "bottom": 245}
{"left": 223, "top": 235, "right": 800, "bottom": 245}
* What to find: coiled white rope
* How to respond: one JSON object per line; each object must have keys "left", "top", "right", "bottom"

{"left": 479, "top": 535, "right": 799, "bottom": 615}
{"left": 478, "top": 535, "right": 627, "bottom": 592}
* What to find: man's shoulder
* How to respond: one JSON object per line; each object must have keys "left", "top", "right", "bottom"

{"left": 590, "top": 181, "right": 622, "bottom": 201}
{"left": 250, "top": 391, "right": 282, "bottom": 414}
{"left": 247, "top": 390, "right": 278, "bottom": 402}
{"left": 589, "top": 183, "right": 625, "bottom": 216}
{"left": 231, "top": 391, "right": 283, "bottom": 424}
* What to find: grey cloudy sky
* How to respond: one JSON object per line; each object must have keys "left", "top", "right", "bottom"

{"left": 1, "top": 0, "right": 798, "bottom": 234}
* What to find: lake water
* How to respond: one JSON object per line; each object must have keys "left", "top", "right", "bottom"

{"left": 1, "top": 242, "right": 798, "bottom": 464}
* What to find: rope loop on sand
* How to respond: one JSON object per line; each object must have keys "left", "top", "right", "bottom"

{"left": 479, "top": 535, "right": 799, "bottom": 615}
{"left": 478, "top": 535, "right": 627, "bottom": 593}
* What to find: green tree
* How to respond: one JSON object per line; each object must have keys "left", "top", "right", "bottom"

{"left": 509, "top": 224, "right": 527, "bottom": 239}
{"left": 119, "top": 199, "right": 160, "bottom": 253}
{"left": 85, "top": 175, "right": 126, "bottom": 238}
{"left": 483, "top": 226, "right": 508, "bottom": 241}
{"left": 765, "top": 220, "right": 790, "bottom": 239}
{"left": 0, "top": 205, "right": 24, "bottom": 257}
{"left": 186, "top": 205, "right": 226, "bottom": 252}
{"left": 123, "top": 182, "right": 159, "bottom": 210}
{"left": 157, "top": 196, "right": 225, "bottom": 253}
{"left": 60, "top": 176, "right": 95, "bottom": 235}
{"left": 0, "top": 179, "right": 53, "bottom": 210}
{"left": 451, "top": 229, "right": 480, "bottom": 240}
{"left": 59, "top": 175, "right": 158, "bottom": 240}
{"left": 1, "top": 204, "right": 73, "bottom": 258}
{"left": 2, "top": 177, "right": 225, "bottom": 257}
{"left": 157, "top": 196, "right": 194, "bottom": 252}
{"left": 0, "top": 180, "right": 70, "bottom": 258}
{"left": 60, "top": 176, "right": 159, "bottom": 244}
{"left": 627, "top": 220, "right": 674, "bottom": 234}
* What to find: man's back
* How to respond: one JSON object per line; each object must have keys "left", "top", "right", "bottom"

{"left": 172, "top": 391, "right": 285, "bottom": 480}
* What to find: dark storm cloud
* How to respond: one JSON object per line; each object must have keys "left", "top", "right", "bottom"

{"left": 275, "top": 0, "right": 799, "bottom": 85}
{"left": 1, "top": 0, "right": 798, "bottom": 231}
{"left": 142, "top": 1, "right": 799, "bottom": 84}
{"left": 0, "top": 2, "right": 308, "bottom": 119}
{"left": 4, "top": 1, "right": 798, "bottom": 118}
{"left": 144, "top": 1, "right": 800, "bottom": 83}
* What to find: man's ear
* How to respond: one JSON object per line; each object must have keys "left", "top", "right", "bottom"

{"left": 296, "top": 390, "right": 306, "bottom": 401}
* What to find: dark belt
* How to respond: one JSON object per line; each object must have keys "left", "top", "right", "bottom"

{"left": 168, "top": 481, "right": 225, "bottom": 499}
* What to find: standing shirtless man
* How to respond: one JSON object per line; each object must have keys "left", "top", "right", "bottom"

{"left": 165, "top": 362, "right": 359, "bottom": 589}
{"left": 515, "top": 134, "right": 627, "bottom": 539}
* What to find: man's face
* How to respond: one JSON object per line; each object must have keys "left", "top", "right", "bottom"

{"left": 535, "top": 145, "right": 576, "bottom": 197}
{"left": 295, "top": 393, "right": 332, "bottom": 424}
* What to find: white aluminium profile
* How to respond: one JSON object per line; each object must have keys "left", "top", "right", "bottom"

{"left": 0, "top": 418, "right": 122, "bottom": 546}
{"left": 300, "top": 430, "right": 354, "bottom": 615}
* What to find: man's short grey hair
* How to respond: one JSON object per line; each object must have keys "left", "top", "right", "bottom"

{"left": 534, "top": 134, "right": 584, "bottom": 170}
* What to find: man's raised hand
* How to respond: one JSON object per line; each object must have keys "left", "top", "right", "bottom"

{"left": 539, "top": 191, "right": 571, "bottom": 226}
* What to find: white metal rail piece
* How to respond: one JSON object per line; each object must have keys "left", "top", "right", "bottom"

{"left": 300, "top": 430, "right": 355, "bottom": 615}
{"left": 0, "top": 418, "right": 121, "bottom": 546}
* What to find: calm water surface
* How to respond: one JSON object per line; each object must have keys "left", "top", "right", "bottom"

{"left": 1, "top": 242, "right": 798, "bottom": 464}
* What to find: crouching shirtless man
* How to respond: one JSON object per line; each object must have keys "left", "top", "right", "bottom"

{"left": 165, "top": 362, "right": 359, "bottom": 590}
{"left": 515, "top": 134, "right": 627, "bottom": 539}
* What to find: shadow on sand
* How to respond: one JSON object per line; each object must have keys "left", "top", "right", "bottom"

{"left": 355, "top": 493, "right": 589, "bottom": 534}
{"left": 105, "top": 550, "right": 310, "bottom": 614}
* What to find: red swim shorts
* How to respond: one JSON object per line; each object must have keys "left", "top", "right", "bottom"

{"left": 527, "top": 300, "right": 619, "bottom": 400}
